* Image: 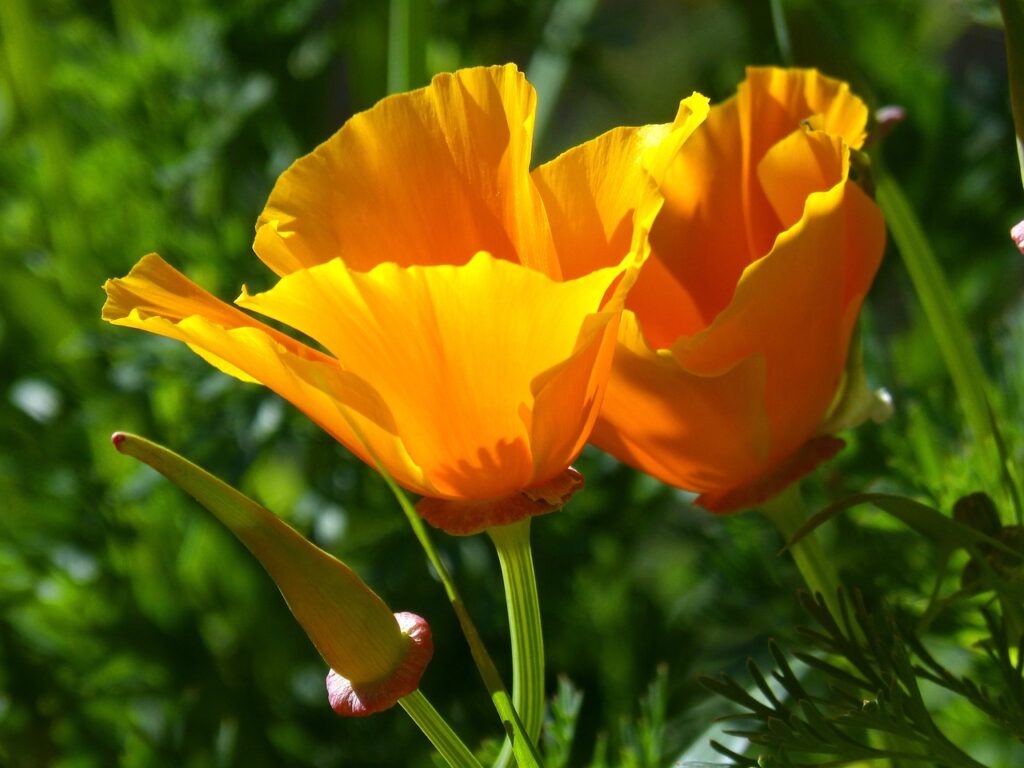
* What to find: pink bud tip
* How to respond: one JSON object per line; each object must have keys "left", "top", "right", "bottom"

{"left": 326, "top": 612, "right": 433, "bottom": 717}
{"left": 867, "top": 105, "right": 907, "bottom": 146}
{"left": 874, "top": 105, "right": 906, "bottom": 127}
{"left": 111, "top": 432, "right": 127, "bottom": 450}
{"left": 1011, "top": 221, "right": 1024, "bottom": 255}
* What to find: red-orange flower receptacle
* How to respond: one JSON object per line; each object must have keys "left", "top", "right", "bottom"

{"left": 541, "top": 67, "right": 886, "bottom": 513}
{"left": 102, "top": 65, "right": 702, "bottom": 534}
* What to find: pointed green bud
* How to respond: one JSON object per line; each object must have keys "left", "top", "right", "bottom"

{"left": 111, "top": 431, "right": 432, "bottom": 716}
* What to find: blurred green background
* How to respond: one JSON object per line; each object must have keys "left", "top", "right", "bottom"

{"left": 2, "top": 0, "right": 1023, "bottom": 766}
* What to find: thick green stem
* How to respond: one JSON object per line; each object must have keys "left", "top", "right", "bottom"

{"left": 400, "top": 689, "right": 484, "bottom": 768}
{"left": 489, "top": 519, "right": 545, "bottom": 768}
{"left": 762, "top": 484, "right": 843, "bottom": 621}
{"left": 875, "top": 169, "right": 1023, "bottom": 525}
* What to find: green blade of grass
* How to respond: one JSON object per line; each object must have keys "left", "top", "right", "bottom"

{"left": 875, "top": 170, "right": 1023, "bottom": 524}
{"left": 999, "top": 0, "right": 1024, "bottom": 188}
{"left": 387, "top": 0, "right": 428, "bottom": 94}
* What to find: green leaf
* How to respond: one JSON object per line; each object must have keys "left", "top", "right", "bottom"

{"left": 789, "top": 493, "right": 1022, "bottom": 560}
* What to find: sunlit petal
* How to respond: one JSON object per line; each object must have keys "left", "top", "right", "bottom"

{"left": 533, "top": 94, "right": 709, "bottom": 281}
{"left": 103, "top": 255, "right": 427, "bottom": 493}
{"left": 255, "top": 64, "right": 559, "bottom": 278}
{"left": 238, "top": 252, "right": 623, "bottom": 499}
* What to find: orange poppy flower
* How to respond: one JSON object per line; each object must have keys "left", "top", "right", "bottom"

{"left": 102, "top": 65, "right": 708, "bottom": 534}
{"left": 536, "top": 67, "right": 886, "bottom": 512}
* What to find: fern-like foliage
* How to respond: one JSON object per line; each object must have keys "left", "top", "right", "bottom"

{"left": 698, "top": 590, "right": 1017, "bottom": 767}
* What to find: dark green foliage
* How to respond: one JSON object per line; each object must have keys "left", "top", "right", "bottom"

{"left": 701, "top": 590, "right": 1023, "bottom": 766}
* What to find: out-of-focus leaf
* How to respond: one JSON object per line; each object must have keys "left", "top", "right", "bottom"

{"left": 790, "top": 493, "right": 1022, "bottom": 560}
{"left": 1000, "top": 0, "right": 1024, "bottom": 188}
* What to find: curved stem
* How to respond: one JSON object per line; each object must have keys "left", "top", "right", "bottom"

{"left": 400, "top": 689, "right": 484, "bottom": 768}
{"left": 762, "top": 483, "right": 843, "bottom": 621}
{"left": 489, "top": 519, "right": 545, "bottom": 768}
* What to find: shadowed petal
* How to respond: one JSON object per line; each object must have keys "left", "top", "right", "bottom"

{"left": 591, "top": 312, "right": 771, "bottom": 494}
{"left": 675, "top": 162, "right": 885, "bottom": 476}
{"left": 638, "top": 68, "right": 870, "bottom": 347}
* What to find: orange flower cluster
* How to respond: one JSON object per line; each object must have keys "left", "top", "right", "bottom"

{"left": 104, "top": 64, "right": 884, "bottom": 528}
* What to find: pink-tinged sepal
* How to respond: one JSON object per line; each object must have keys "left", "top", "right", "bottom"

{"left": 416, "top": 467, "right": 584, "bottom": 536}
{"left": 1012, "top": 220, "right": 1024, "bottom": 255}
{"left": 327, "top": 612, "right": 434, "bottom": 717}
{"left": 696, "top": 436, "right": 845, "bottom": 514}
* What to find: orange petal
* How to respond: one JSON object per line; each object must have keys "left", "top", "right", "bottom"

{"left": 756, "top": 128, "right": 847, "bottom": 234}
{"left": 527, "top": 303, "right": 621, "bottom": 482}
{"left": 591, "top": 312, "right": 772, "bottom": 493}
{"left": 674, "top": 169, "right": 885, "bottom": 474}
{"left": 102, "top": 253, "right": 334, "bottom": 381}
{"left": 595, "top": 68, "right": 880, "bottom": 508}
{"left": 638, "top": 96, "right": 750, "bottom": 346}
{"left": 238, "top": 252, "right": 623, "bottom": 500}
{"left": 743, "top": 67, "right": 869, "bottom": 152}
{"left": 737, "top": 67, "right": 869, "bottom": 263}
{"left": 695, "top": 436, "right": 845, "bottom": 513}
{"left": 634, "top": 68, "right": 870, "bottom": 348}
{"left": 533, "top": 94, "right": 709, "bottom": 281}
{"left": 255, "top": 64, "right": 559, "bottom": 278}
{"left": 102, "top": 256, "right": 427, "bottom": 493}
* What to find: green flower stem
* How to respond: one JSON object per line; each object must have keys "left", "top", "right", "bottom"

{"left": 488, "top": 519, "right": 545, "bottom": 768}
{"left": 764, "top": 485, "right": 913, "bottom": 768}
{"left": 526, "top": 0, "right": 600, "bottom": 147}
{"left": 386, "top": 0, "right": 427, "bottom": 95}
{"left": 761, "top": 484, "right": 843, "bottom": 621}
{"left": 769, "top": 0, "right": 794, "bottom": 66}
{"left": 379, "top": 473, "right": 543, "bottom": 768}
{"left": 400, "top": 689, "right": 484, "bottom": 768}
{"left": 875, "top": 169, "right": 1023, "bottom": 525}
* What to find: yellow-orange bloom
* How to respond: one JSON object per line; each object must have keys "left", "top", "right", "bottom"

{"left": 539, "top": 67, "right": 886, "bottom": 512}
{"left": 102, "top": 65, "right": 709, "bottom": 534}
